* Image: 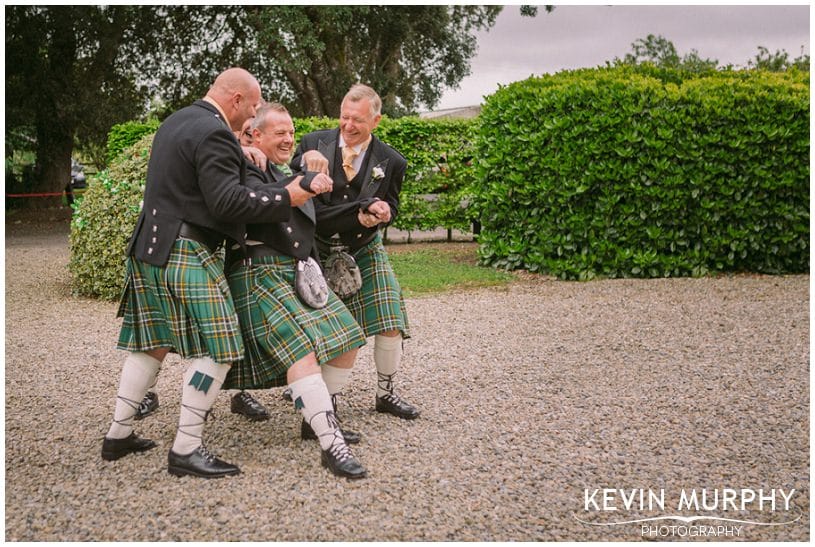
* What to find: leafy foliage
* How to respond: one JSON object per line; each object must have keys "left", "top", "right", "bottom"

{"left": 239, "top": 5, "right": 501, "bottom": 117}
{"left": 473, "top": 66, "right": 809, "bottom": 279}
{"left": 616, "top": 34, "right": 719, "bottom": 73}
{"left": 5, "top": 6, "right": 167, "bottom": 197}
{"left": 69, "top": 134, "right": 153, "bottom": 299}
{"left": 748, "top": 46, "right": 810, "bottom": 72}
{"left": 106, "top": 120, "right": 160, "bottom": 163}
{"left": 5, "top": 5, "right": 510, "bottom": 200}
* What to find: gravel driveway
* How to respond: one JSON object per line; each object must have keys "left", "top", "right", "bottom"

{"left": 5, "top": 213, "right": 809, "bottom": 541}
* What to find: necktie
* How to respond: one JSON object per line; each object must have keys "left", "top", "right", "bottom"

{"left": 276, "top": 163, "right": 292, "bottom": 176}
{"left": 342, "top": 146, "right": 358, "bottom": 180}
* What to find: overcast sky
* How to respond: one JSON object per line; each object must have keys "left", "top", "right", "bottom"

{"left": 435, "top": 4, "right": 811, "bottom": 110}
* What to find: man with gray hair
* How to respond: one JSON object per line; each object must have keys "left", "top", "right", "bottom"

{"left": 222, "top": 102, "right": 368, "bottom": 478}
{"left": 290, "top": 84, "right": 420, "bottom": 421}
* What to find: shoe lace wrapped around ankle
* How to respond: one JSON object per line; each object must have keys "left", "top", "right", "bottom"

{"left": 312, "top": 411, "right": 351, "bottom": 455}
{"left": 177, "top": 403, "right": 211, "bottom": 441}
{"left": 113, "top": 395, "right": 141, "bottom": 426}
{"left": 377, "top": 371, "right": 396, "bottom": 394}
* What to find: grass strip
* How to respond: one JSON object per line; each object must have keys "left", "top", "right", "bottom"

{"left": 387, "top": 243, "right": 513, "bottom": 296}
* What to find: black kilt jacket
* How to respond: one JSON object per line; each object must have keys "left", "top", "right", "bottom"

{"left": 242, "top": 164, "right": 319, "bottom": 261}
{"left": 290, "top": 128, "right": 406, "bottom": 251}
{"left": 126, "top": 100, "right": 293, "bottom": 266}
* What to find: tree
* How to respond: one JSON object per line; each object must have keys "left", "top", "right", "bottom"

{"left": 6, "top": 5, "right": 537, "bottom": 201}
{"left": 748, "top": 46, "right": 810, "bottom": 71}
{"left": 615, "top": 34, "right": 718, "bottom": 73}
{"left": 232, "top": 6, "right": 504, "bottom": 117}
{"left": 5, "top": 6, "right": 257, "bottom": 204}
{"left": 6, "top": 6, "right": 158, "bottom": 205}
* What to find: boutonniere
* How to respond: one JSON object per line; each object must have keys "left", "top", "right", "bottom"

{"left": 371, "top": 166, "right": 385, "bottom": 181}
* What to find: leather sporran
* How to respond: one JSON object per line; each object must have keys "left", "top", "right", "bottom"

{"left": 324, "top": 247, "right": 363, "bottom": 299}
{"left": 294, "top": 256, "right": 329, "bottom": 308}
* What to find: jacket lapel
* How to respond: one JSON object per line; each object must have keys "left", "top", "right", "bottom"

{"left": 317, "top": 130, "right": 339, "bottom": 173}
{"left": 358, "top": 138, "right": 389, "bottom": 200}
{"left": 269, "top": 164, "right": 315, "bottom": 222}
{"left": 300, "top": 199, "right": 316, "bottom": 224}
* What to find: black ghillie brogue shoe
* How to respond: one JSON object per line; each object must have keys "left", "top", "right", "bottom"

{"left": 167, "top": 446, "right": 240, "bottom": 478}
{"left": 134, "top": 391, "right": 159, "bottom": 420}
{"left": 101, "top": 433, "right": 157, "bottom": 461}
{"left": 230, "top": 391, "right": 270, "bottom": 421}
{"left": 321, "top": 440, "right": 367, "bottom": 480}
{"left": 375, "top": 392, "right": 420, "bottom": 420}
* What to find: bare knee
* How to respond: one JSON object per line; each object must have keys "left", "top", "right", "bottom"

{"left": 287, "top": 353, "right": 320, "bottom": 384}
{"left": 144, "top": 348, "right": 170, "bottom": 362}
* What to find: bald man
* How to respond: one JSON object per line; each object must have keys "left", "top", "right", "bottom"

{"left": 103, "top": 68, "right": 314, "bottom": 478}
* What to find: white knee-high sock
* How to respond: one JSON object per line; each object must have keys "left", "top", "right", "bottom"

{"left": 171, "top": 357, "right": 229, "bottom": 455}
{"left": 289, "top": 374, "right": 343, "bottom": 451}
{"left": 321, "top": 364, "right": 353, "bottom": 397}
{"left": 107, "top": 352, "right": 162, "bottom": 439}
{"left": 374, "top": 334, "right": 402, "bottom": 397}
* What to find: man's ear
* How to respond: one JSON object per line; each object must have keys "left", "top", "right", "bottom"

{"left": 371, "top": 114, "right": 382, "bottom": 130}
{"left": 231, "top": 92, "right": 243, "bottom": 111}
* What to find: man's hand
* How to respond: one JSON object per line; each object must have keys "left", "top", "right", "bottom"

{"left": 366, "top": 200, "right": 392, "bottom": 224}
{"left": 302, "top": 150, "right": 329, "bottom": 175}
{"left": 308, "top": 172, "right": 334, "bottom": 195}
{"left": 285, "top": 173, "right": 333, "bottom": 208}
{"left": 242, "top": 146, "right": 267, "bottom": 170}
{"left": 358, "top": 210, "right": 380, "bottom": 228}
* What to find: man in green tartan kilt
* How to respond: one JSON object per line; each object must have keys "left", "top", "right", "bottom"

{"left": 291, "top": 84, "right": 419, "bottom": 420}
{"left": 223, "top": 103, "right": 368, "bottom": 479}
{"left": 102, "top": 68, "right": 325, "bottom": 478}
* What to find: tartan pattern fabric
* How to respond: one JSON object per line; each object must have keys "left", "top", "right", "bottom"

{"left": 223, "top": 255, "right": 367, "bottom": 390}
{"left": 116, "top": 239, "right": 244, "bottom": 364}
{"left": 341, "top": 233, "right": 410, "bottom": 339}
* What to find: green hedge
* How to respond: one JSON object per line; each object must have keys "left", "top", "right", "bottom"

{"left": 70, "top": 134, "right": 153, "bottom": 299}
{"left": 473, "top": 66, "right": 809, "bottom": 279}
{"left": 106, "top": 119, "right": 160, "bottom": 164}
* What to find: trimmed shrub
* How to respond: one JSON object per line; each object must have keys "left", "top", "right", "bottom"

{"left": 473, "top": 67, "right": 809, "bottom": 279}
{"left": 376, "top": 116, "right": 477, "bottom": 233}
{"left": 106, "top": 119, "right": 160, "bottom": 164}
{"left": 70, "top": 134, "right": 153, "bottom": 299}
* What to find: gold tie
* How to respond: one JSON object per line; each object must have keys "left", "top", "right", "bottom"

{"left": 342, "top": 146, "right": 358, "bottom": 180}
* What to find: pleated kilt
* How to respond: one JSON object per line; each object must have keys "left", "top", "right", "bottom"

{"left": 223, "top": 254, "right": 367, "bottom": 390}
{"left": 116, "top": 238, "right": 244, "bottom": 364}
{"left": 341, "top": 233, "right": 410, "bottom": 339}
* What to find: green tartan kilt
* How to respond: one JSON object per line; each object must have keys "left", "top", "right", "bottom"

{"left": 223, "top": 254, "right": 367, "bottom": 390}
{"left": 116, "top": 239, "right": 244, "bottom": 364}
{"left": 340, "top": 233, "right": 410, "bottom": 339}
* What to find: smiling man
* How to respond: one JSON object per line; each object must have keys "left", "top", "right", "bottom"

{"left": 290, "top": 84, "right": 420, "bottom": 422}
{"left": 250, "top": 104, "right": 297, "bottom": 177}
{"left": 220, "top": 102, "right": 369, "bottom": 478}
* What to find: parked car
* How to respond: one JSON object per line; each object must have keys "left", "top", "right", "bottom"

{"left": 71, "top": 158, "right": 86, "bottom": 189}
